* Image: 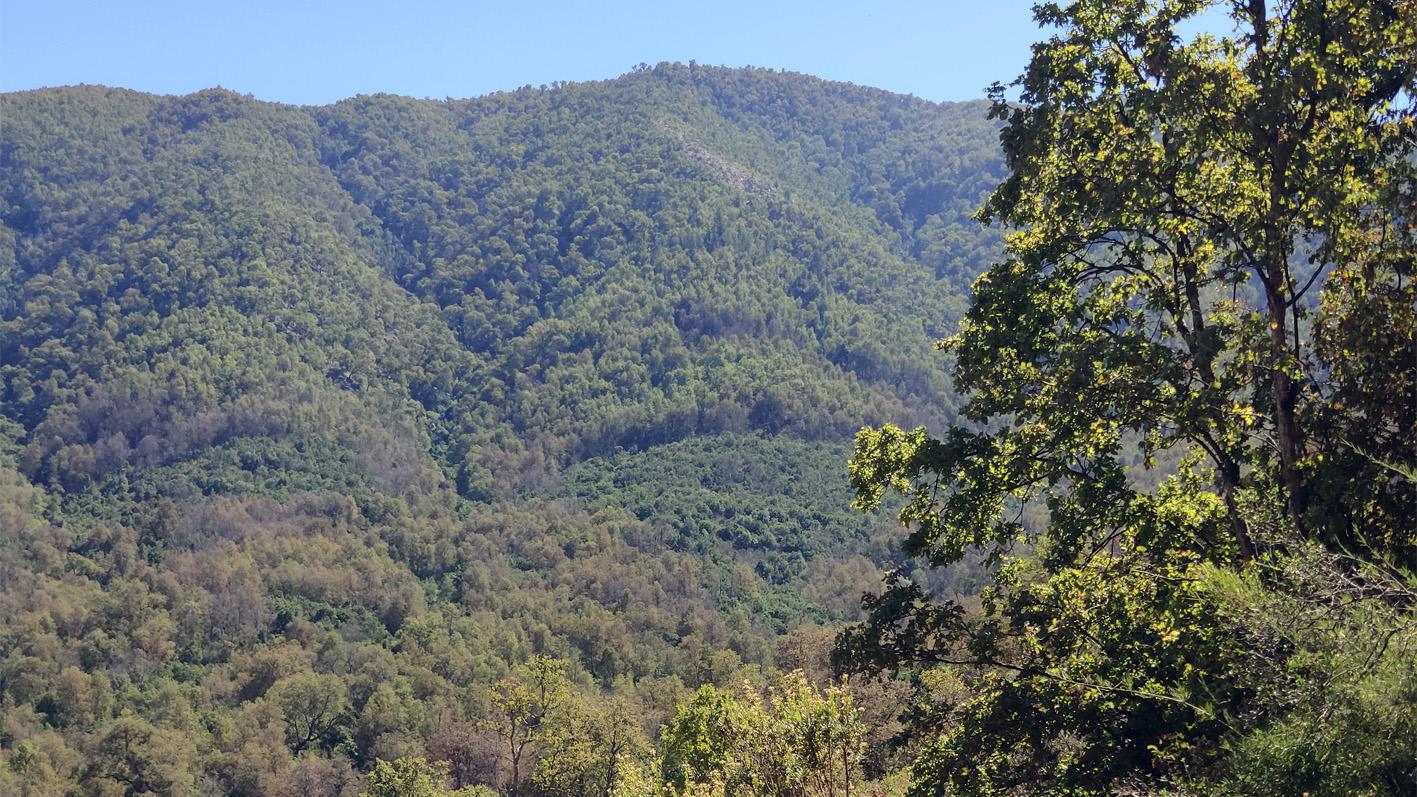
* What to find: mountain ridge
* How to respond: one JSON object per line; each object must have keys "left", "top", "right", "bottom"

{"left": 4, "top": 64, "right": 1004, "bottom": 493}
{"left": 0, "top": 63, "right": 1002, "bottom": 790}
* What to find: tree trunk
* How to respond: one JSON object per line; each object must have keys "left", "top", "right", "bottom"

{"left": 1262, "top": 121, "right": 1308, "bottom": 535}
{"left": 1250, "top": 0, "right": 1308, "bottom": 536}
{"left": 1265, "top": 277, "right": 1308, "bottom": 533}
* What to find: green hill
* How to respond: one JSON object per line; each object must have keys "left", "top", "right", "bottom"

{"left": 0, "top": 64, "right": 1000, "bottom": 790}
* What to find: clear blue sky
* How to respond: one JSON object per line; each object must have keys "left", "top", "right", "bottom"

{"left": 1, "top": 1, "right": 1048, "bottom": 105}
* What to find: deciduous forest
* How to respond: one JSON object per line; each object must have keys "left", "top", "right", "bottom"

{"left": 1, "top": 1, "right": 1413, "bottom": 795}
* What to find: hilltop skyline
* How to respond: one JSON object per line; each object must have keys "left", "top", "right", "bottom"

{"left": 2, "top": 1, "right": 1043, "bottom": 105}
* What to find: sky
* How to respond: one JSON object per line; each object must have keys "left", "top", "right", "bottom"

{"left": 1, "top": 1, "right": 1049, "bottom": 105}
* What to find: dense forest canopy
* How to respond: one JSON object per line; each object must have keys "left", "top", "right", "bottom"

{"left": 1, "top": 64, "right": 1002, "bottom": 795}
{"left": 2, "top": 0, "right": 1416, "bottom": 795}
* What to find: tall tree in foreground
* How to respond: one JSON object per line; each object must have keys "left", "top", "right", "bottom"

{"left": 839, "top": 0, "right": 1416, "bottom": 794}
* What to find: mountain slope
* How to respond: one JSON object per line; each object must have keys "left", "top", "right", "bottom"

{"left": 0, "top": 65, "right": 1001, "bottom": 789}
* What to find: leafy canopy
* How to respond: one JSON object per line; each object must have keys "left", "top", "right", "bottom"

{"left": 841, "top": 0, "right": 1416, "bottom": 794}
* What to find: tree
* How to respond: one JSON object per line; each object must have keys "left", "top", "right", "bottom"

{"left": 1, "top": 740, "right": 71, "bottom": 797}
{"left": 424, "top": 721, "right": 501, "bottom": 790}
{"left": 840, "top": 0, "right": 1415, "bottom": 794}
{"left": 354, "top": 681, "right": 427, "bottom": 765}
{"left": 1203, "top": 533, "right": 1417, "bottom": 795}
{"left": 531, "top": 693, "right": 652, "bottom": 797}
{"left": 658, "top": 674, "right": 866, "bottom": 797}
{"left": 738, "top": 673, "right": 865, "bottom": 797}
{"left": 84, "top": 714, "right": 197, "bottom": 797}
{"left": 658, "top": 686, "right": 738, "bottom": 794}
{"left": 270, "top": 672, "right": 350, "bottom": 755}
{"left": 361, "top": 757, "right": 491, "bottom": 797}
{"left": 486, "top": 656, "right": 570, "bottom": 794}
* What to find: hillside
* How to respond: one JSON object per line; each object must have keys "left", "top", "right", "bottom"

{"left": 0, "top": 65, "right": 1002, "bottom": 791}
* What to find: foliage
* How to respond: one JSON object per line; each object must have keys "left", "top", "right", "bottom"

{"left": 1202, "top": 531, "right": 1417, "bottom": 795}
{"left": 486, "top": 655, "right": 570, "bottom": 793}
{"left": 271, "top": 672, "right": 351, "bottom": 754}
{"left": 0, "top": 66, "right": 998, "bottom": 795}
{"left": 659, "top": 673, "right": 867, "bottom": 797}
{"left": 530, "top": 693, "right": 652, "bottom": 797}
{"left": 839, "top": 0, "right": 1416, "bottom": 794}
{"left": 658, "top": 686, "right": 739, "bottom": 793}
{"left": 363, "top": 757, "right": 493, "bottom": 797}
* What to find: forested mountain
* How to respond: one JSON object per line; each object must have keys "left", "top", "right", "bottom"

{"left": 7, "top": 5, "right": 1413, "bottom": 792}
{"left": 0, "top": 65, "right": 1003, "bottom": 794}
